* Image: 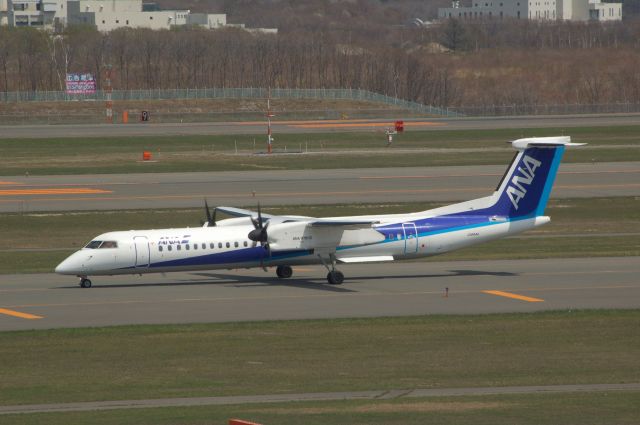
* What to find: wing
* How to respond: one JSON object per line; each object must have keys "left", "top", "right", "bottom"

{"left": 216, "top": 206, "right": 313, "bottom": 223}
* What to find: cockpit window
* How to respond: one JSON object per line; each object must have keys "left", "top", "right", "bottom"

{"left": 84, "top": 240, "right": 118, "bottom": 249}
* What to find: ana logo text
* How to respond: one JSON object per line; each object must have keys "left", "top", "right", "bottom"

{"left": 506, "top": 155, "right": 542, "bottom": 210}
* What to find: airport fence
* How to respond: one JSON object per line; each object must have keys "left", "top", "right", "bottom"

{"left": 0, "top": 88, "right": 459, "bottom": 117}
{"left": 3, "top": 88, "right": 640, "bottom": 120}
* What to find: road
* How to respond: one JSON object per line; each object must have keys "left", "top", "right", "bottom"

{"left": 1, "top": 114, "right": 640, "bottom": 139}
{"left": 0, "top": 256, "right": 638, "bottom": 331}
{"left": 1, "top": 162, "right": 639, "bottom": 212}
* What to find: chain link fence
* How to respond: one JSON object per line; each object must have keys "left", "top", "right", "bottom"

{"left": 3, "top": 88, "right": 640, "bottom": 119}
{"left": 0, "top": 88, "right": 458, "bottom": 117}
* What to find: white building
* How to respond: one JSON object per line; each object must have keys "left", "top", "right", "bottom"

{"left": 66, "top": 0, "right": 192, "bottom": 31}
{"left": 1, "top": 0, "right": 66, "bottom": 28}
{"left": 0, "top": 0, "right": 264, "bottom": 31}
{"left": 438, "top": 0, "right": 622, "bottom": 21}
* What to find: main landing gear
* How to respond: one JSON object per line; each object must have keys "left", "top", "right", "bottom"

{"left": 79, "top": 276, "right": 92, "bottom": 288}
{"left": 276, "top": 265, "right": 293, "bottom": 279}
{"left": 319, "top": 253, "right": 344, "bottom": 285}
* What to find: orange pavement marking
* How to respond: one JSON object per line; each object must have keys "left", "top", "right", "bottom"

{"left": 0, "top": 308, "right": 43, "bottom": 320}
{"left": 483, "top": 290, "right": 544, "bottom": 303}
{"left": 0, "top": 188, "right": 111, "bottom": 196}
{"left": 0, "top": 181, "right": 22, "bottom": 185}
{"left": 291, "top": 121, "right": 445, "bottom": 129}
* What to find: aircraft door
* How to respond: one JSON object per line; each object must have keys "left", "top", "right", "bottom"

{"left": 134, "top": 236, "right": 150, "bottom": 268}
{"left": 402, "top": 223, "right": 418, "bottom": 254}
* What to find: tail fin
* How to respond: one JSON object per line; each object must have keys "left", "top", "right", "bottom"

{"left": 487, "top": 136, "right": 585, "bottom": 219}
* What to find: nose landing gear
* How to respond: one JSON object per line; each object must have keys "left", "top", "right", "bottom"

{"left": 79, "top": 277, "right": 92, "bottom": 288}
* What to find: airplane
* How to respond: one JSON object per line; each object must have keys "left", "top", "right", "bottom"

{"left": 55, "top": 136, "right": 584, "bottom": 288}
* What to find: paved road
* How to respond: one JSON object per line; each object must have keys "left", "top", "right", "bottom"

{"left": 1, "top": 162, "right": 638, "bottom": 212}
{"left": 0, "top": 257, "right": 638, "bottom": 331}
{"left": 1, "top": 383, "right": 639, "bottom": 415}
{"left": 1, "top": 114, "right": 640, "bottom": 139}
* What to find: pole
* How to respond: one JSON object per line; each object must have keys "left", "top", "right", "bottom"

{"left": 266, "top": 87, "right": 274, "bottom": 154}
{"left": 105, "top": 64, "right": 113, "bottom": 124}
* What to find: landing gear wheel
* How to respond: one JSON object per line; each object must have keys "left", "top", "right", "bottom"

{"left": 276, "top": 265, "right": 293, "bottom": 279}
{"left": 327, "top": 270, "right": 344, "bottom": 285}
{"left": 80, "top": 278, "right": 92, "bottom": 288}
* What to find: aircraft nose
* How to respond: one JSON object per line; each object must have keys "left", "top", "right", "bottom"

{"left": 55, "top": 253, "right": 84, "bottom": 275}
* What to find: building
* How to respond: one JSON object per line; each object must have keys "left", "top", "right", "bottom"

{"left": 438, "top": 0, "right": 622, "bottom": 21}
{"left": 0, "top": 0, "right": 274, "bottom": 32}
{"left": 1, "top": 0, "right": 66, "bottom": 28}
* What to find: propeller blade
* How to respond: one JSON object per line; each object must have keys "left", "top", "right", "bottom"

{"left": 211, "top": 208, "right": 217, "bottom": 227}
{"left": 205, "top": 199, "right": 212, "bottom": 224}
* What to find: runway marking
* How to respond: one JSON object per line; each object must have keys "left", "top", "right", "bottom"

{"left": 292, "top": 122, "right": 445, "bottom": 129}
{"left": 0, "top": 181, "right": 22, "bottom": 186}
{"left": 0, "top": 188, "right": 112, "bottom": 196}
{"left": 482, "top": 290, "right": 544, "bottom": 303}
{"left": 12, "top": 284, "right": 640, "bottom": 310}
{"left": 0, "top": 308, "right": 43, "bottom": 320}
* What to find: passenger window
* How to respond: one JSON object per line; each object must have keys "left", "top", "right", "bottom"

{"left": 177, "top": 245, "right": 182, "bottom": 251}
{"left": 218, "top": 242, "right": 222, "bottom": 248}
{"left": 159, "top": 246, "right": 163, "bottom": 252}
{"left": 185, "top": 245, "right": 189, "bottom": 250}
{"left": 168, "top": 245, "right": 172, "bottom": 251}
{"left": 202, "top": 243, "right": 206, "bottom": 249}
{"left": 234, "top": 241, "right": 239, "bottom": 248}
{"left": 210, "top": 243, "right": 215, "bottom": 249}
{"left": 194, "top": 244, "right": 198, "bottom": 250}
{"left": 243, "top": 241, "right": 248, "bottom": 247}
{"left": 226, "top": 242, "right": 230, "bottom": 248}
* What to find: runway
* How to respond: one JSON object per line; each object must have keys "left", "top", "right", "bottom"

{"left": 1, "top": 114, "right": 640, "bottom": 139}
{"left": 0, "top": 256, "right": 638, "bottom": 331}
{"left": 1, "top": 162, "right": 639, "bottom": 212}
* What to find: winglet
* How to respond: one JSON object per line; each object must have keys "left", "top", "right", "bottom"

{"left": 510, "top": 136, "right": 586, "bottom": 150}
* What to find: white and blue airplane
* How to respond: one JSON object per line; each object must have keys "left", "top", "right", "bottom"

{"left": 55, "top": 136, "right": 583, "bottom": 288}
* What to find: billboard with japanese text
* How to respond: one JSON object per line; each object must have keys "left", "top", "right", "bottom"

{"left": 66, "top": 73, "right": 96, "bottom": 95}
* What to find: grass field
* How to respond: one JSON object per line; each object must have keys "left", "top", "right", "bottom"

{"left": 0, "top": 125, "right": 638, "bottom": 175}
{"left": 2, "top": 391, "right": 640, "bottom": 425}
{"left": 0, "top": 310, "right": 639, "bottom": 416}
{"left": 0, "top": 197, "right": 638, "bottom": 274}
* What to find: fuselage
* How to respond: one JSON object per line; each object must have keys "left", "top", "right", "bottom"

{"left": 55, "top": 212, "right": 550, "bottom": 277}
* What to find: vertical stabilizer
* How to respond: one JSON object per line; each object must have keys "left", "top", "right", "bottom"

{"left": 487, "top": 137, "right": 585, "bottom": 219}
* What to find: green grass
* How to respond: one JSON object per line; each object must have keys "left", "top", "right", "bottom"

{"left": 0, "top": 197, "right": 638, "bottom": 274}
{"left": 2, "top": 391, "right": 640, "bottom": 425}
{"left": 0, "top": 310, "right": 639, "bottom": 407}
{"left": 0, "top": 125, "right": 638, "bottom": 175}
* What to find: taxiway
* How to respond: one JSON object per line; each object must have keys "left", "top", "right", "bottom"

{"left": 0, "top": 256, "right": 638, "bottom": 331}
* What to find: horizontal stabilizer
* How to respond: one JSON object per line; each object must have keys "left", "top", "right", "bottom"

{"left": 337, "top": 256, "right": 394, "bottom": 263}
{"left": 510, "top": 136, "right": 586, "bottom": 150}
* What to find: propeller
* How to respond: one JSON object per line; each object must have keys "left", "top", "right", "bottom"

{"left": 248, "top": 204, "right": 271, "bottom": 264}
{"left": 201, "top": 199, "right": 217, "bottom": 227}
{"left": 248, "top": 203, "right": 269, "bottom": 244}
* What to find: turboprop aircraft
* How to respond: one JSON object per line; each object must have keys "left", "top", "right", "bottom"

{"left": 55, "top": 136, "right": 584, "bottom": 288}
